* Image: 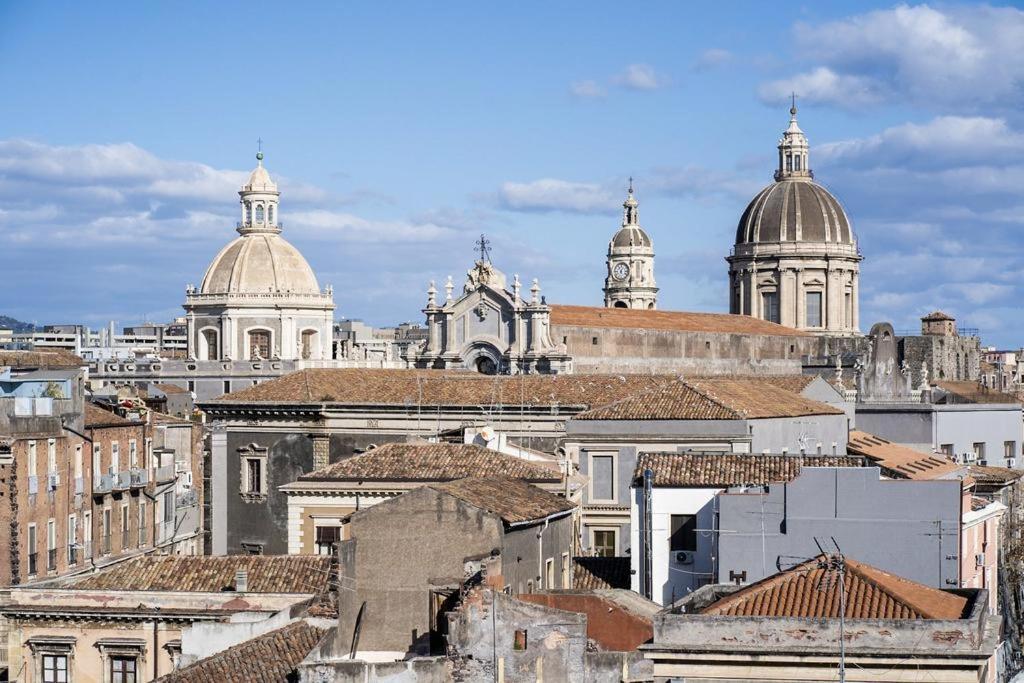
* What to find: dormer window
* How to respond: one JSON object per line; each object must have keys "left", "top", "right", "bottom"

{"left": 268, "top": 205, "right": 275, "bottom": 224}
{"left": 255, "top": 204, "right": 265, "bottom": 223}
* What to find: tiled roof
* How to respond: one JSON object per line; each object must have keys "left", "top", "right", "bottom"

{"left": 0, "top": 349, "right": 85, "bottom": 369}
{"left": 635, "top": 452, "right": 865, "bottom": 488}
{"left": 933, "top": 381, "right": 1021, "bottom": 405}
{"left": 70, "top": 555, "right": 331, "bottom": 594}
{"left": 154, "top": 620, "right": 325, "bottom": 683}
{"left": 745, "top": 374, "right": 818, "bottom": 394}
{"left": 922, "top": 311, "right": 955, "bottom": 321}
{"left": 428, "top": 477, "right": 575, "bottom": 525}
{"left": 847, "top": 430, "right": 966, "bottom": 481}
{"left": 152, "top": 383, "right": 188, "bottom": 395}
{"left": 149, "top": 411, "right": 192, "bottom": 426}
{"left": 211, "top": 368, "right": 674, "bottom": 407}
{"left": 575, "top": 378, "right": 842, "bottom": 421}
{"left": 573, "top": 557, "right": 631, "bottom": 590}
{"left": 702, "top": 555, "right": 969, "bottom": 620}
{"left": 298, "top": 442, "right": 560, "bottom": 483}
{"left": 968, "top": 464, "right": 1024, "bottom": 486}
{"left": 549, "top": 304, "right": 809, "bottom": 337}
{"left": 85, "top": 402, "right": 140, "bottom": 427}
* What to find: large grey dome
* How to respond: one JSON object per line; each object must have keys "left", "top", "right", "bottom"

{"left": 610, "top": 225, "right": 652, "bottom": 249}
{"left": 735, "top": 179, "right": 854, "bottom": 245}
{"left": 200, "top": 233, "right": 320, "bottom": 294}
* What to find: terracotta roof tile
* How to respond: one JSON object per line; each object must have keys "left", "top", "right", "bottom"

{"left": 70, "top": 555, "right": 331, "bottom": 594}
{"left": 211, "top": 368, "right": 675, "bottom": 407}
{"left": 428, "top": 477, "right": 575, "bottom": 525}
{"left": 968, "top": 464, "right": 1024, "bottom": 486}
{"left": 0, "top": 349, "right": 85, "bottom": 369}
{"left": 575, "top": 378, "right": 843, "bottom": 421}
{"left": 573, "top": 557, "right": 631, "bottom": 590}
{"left": 85, "top": 402, "right": 140, "bottom": 427}
{"left": 933, "top": 381, "right": 1021, "bottom": 405}
{"left": 635, "top": 452, "right": 865, "bottom": 488}
{"left": 702, "top": 555, "right": 969, "bottom": 620}
{"left": 152, "top": 383, "right": 188, "bottom": 394}
{"left": 549, "top": 304, "right": 809, "bottom": 337}
{"left": 848, "top": 430, "right": 966, "bottom": 481}
{"left": 299, "top": 442, "right": 560, "bottom": 483}
{"left": 154, "top": 620, "right": 325, "bottom": 683}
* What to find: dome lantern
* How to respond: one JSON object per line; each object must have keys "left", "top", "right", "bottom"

{"left": 238, "top": 151, "right": 281, "bottom": 235}
{"left": 775, "top": 95, "right": 812, "bottom": 182}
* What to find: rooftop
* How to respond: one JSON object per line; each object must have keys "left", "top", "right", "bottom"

{"left": 847, "top": 430, "right": 966, "bottom": 481}
{"left": 700, "top": 555, "right": 969, "bottom": 620}
{"left": 152, "top": 383, "right": 188, "bottom": 395}
{"left": 154, "top": 620, "right": 325, "bottom": 683}
{"left": 297, "top": 442, "right": 560, "bottom": 483}
{"left": 0, "top": 349, "right": 85, "bottom": 369}
{"left": 572, "top": 556, "right": 632, "bottom": 590}
{"left": 932, "top": 381, "right": 1021, "bottom": 405}
{"left": 549, "top": 304, "right": 809, "bottom": 337}
{"left": 210, "top": 368, "right": 674, "bottom": 408}
{"left": 85, "top": 402, "right": 141, "bottom": 428}
{"left": 574, "top": 378, "right": 843, "bottom": 421}
{"left": 428, "top": 477, "right": 575, "bottom": 525}
{"left": 968, "top": 464, "right": 1024, "bottom": 486}
{"left": 634, "top": 452, "right": 865, "bottom": 488}
{"left": 69, "top": 555, "right": 331, "bottom": 594}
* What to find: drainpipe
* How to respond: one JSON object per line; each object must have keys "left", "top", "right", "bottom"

{"left": 643, "top": 468, "right": 653, "bottom": 600}
{"left": 153, "top": 620, "right": 159, "bottom": 680}
{"left": 537, "top": 518, "right": 549, "bottom": 588}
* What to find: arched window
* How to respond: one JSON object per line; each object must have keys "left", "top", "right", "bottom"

{"left": 255, "top": 204, "right": 265, "bottom": 223}
{"left": 244, "top": 202, "right": 252, "bottom": 224}
{"left": 614, "top": 301, "right": 628, "bottom": 308}
{"left": 248, "top": 330, "right": 271, "bottom": 359}
{"left": 268, "top": 205, "right": 275, "bottom": 225}
{"left": 201, "top": 329, "right": 218, "bottom": 360}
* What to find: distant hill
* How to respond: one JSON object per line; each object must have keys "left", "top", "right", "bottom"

{"left": 0, "top": 315, "right": 36, "bottom": 332}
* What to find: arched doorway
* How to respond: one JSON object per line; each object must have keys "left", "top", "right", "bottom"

{"left": 614, "top": 301, "right": 628, "bottom": 308}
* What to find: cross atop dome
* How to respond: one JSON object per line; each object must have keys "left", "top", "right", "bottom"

{"left": 622, "top": 178, "right": 639, "bottom": 225}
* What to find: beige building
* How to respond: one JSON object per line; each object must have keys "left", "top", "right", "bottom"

{"left": 1, "top": 555, "right": 331, "bottom": 683}
{"left": 728, "top": 103, "right": 862, "bottom": 335}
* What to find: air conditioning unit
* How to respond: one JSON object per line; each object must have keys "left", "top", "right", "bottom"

{"left": 675, "top": 550, "right": 695, "bottom": 565}
{"left": 975, "top": 553, "right": 985, "bottom": 569}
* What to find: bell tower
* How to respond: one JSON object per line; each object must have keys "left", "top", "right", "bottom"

{"left": 603, "top": 180, "right": 657, "bottom": 309}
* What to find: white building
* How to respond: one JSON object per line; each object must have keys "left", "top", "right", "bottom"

{"left": 603, "top": 182, "right": 657, "bottom": 310}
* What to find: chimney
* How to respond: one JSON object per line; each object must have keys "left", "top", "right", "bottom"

{"left": 235, "top": 569, "right": 248, "bottom": 592}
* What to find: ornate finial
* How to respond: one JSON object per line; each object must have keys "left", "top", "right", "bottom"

{"left": 790, "top": 92, "right": 797, "bottom": 117}
{"left": 427, "top": 280, "right": 437, "bottom": 306}
{"left": 530, "top": 278, "right": 540, "bottom": 305}
{"left": 444, "top": 275, "right": 454, "bottom": 301}
{"left": 256, "top": 137, "right": 264, "bottom": 164}
{"left": 475, "top": 234, "right": 492, "bottom": 263}
{"left": 628, "top": 176, "right": 634, "bottom": 194}
{"left": 513, "top": 273, "right": 521, "bottom": 300}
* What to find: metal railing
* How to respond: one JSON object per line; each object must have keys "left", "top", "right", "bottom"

{"left": 68, "top": 544, "right": 78, "bottom": 566}
{"left": 130, "top": 468, "right": 148, "bottom": 487}
{"left": 47, "top": 548, "right": 57, "bottom": 571}
{"left": 27, "top": 552, "right": 37, "bottom": 576}
{"left": 93, "top": 474, "right": 114, "bottom": 494}
{"left": 114, "top": 471, "right": 132, "bottom": 491}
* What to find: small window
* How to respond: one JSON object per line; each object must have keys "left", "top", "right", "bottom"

{"left": 67, "top": 515, "right": 77, "bottom": 565}
{"left": 592, "top": 336, "right": 599, "bottom": 345}
{"left": 590, "top": 454, "right": 615, "bottom": 502}
{"left": 255, "top": 204, "right": 265, "bottom": 223}
{"left": 27, "top": 523, "right": 37, "bottom": 575}
{"left": 592, "top": 529, "right": 616, "bottom": 558}
{"left": 42, "top": 654, "right": 68, "bottom": 683}
{"left": 47, "top": 439, "right": 56, "bottom": 473}
{"left": 268, "top": 204, "right": 275, "bottom": 224}
{"left": 244, "top": 201, "right": 252, "bottom": 224}
{"left": 761, "top": 292, "right": 779, "bottom": 324}
{"left": 111, "top": 655, "right": 138, "bottom": 683}
{"left": 940, "top": 444, "right": 954, "bottom": 457}
{"left": 1005, "top": 441, "right": 1017, "bottom": 460}
{"left": 247, "top": 459, "right": 262, "bottom": 494}
{"left": 315, "top": 525, "right": 341, "bottom": 556}
{"left": 670, "top": 514, "right": 697, "bottom": 552}
{"left": 223, "top": 380, "right": 231, "bottom": 395}
{"left": 187, "top": 380, "right": 195, "bottom": 392}
{"left": 806, "top": 291, "right": 822, "bottom": 328}
{"left": 545, "top": 558, "right": 554, "bottom": 589}
{"left": 248, "top": 330, "right": 270, "bottom": 359}
{"left": 974, "top": 443, "right": 986, "bottom": 460}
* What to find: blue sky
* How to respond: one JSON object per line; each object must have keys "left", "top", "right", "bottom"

{"left": 2, "top": 2, "right": 1023, "bottom": 346}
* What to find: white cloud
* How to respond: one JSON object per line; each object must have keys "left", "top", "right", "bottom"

{"left": 693, "top": 48, "right": 734, "bottom": 70}
{"left": 612, "top": 63, "right": 666, "bottom": 90}
{"left": 288, "top": 210, "right": 460, "bottom": 243}
{"left": 758, "top": 66, "right": 882, "bottom": 108}
{"left": 765, "top": 4, "right": 1024, "bottom": 110}
{"left": 569, "top": 80, "right": 607, "bottom": 98}
{"left": 495, "top": 179, "right": 616, "bottom": 214}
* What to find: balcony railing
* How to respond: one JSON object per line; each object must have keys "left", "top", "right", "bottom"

{"left": 47, "top": 548, "right": 57, "bottom": 571}
{"left": 102, "top": 534, "right": 111, "bottom": 555}
{"left": 114, "top": 472, "right": 132, "bottom": 491}
{"left": 68, "top": 544, "right": 78, "bottom": 566}
{"left": 121, "top": 529, "right": 130, "bottom": 549}
{"left": 27, "top": 552, "right": 37, "bottom": 576}
{"left": 130, "top": 468, "right": 148, "bottom": 488}
{"left": 93, "top": 474, "right": 114, "bottom": 494}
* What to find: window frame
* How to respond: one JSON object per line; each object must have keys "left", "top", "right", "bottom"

{"left": 590, "top": 527, "right": 618, "bottom": 558}
{"left": 587, "top": 451, "right": 618, "bottom": 504}
{"left": 670, "top": 514, "right": 698, "bottom": 553}
{"left": 238, "top": 444, "right": 269, "bottom": 502}
{"left": 805, "top": 290, "right": 823, "bottom": 328}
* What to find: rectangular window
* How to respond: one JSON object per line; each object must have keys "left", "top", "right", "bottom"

{"left": 121, "top": 503, "right": 130, "bottom": 549}
{"left": 138, "top": 502, "right": 147, "bottom": 546}
{"left": 592, "top": 529, "right": 616, "bottom": 558}
{"left": 762, "top": 292, "right": 780, "bottom": 324}
{"left": 187, "top": 380, "right": 195, "bottom": 393}
{"left": 145, "top": 438, "right": 153, "bottom": 471}
{"left": 47, "top": 438, "right": 57, "bottom": 473}
{"left": 974, "top": 442, "right": 986, "bottom": 461}
{"left": 67, "top": 515, "right": 77, "bottom": 565}
{"left": 845, "top": 292, "right": 853, "bottom": 326}
{"left": 590, "top": 454, "right": 615, "bottom": 502}
{"left": 562, "top": 552, "right": 570, "bottom": 589}
{"left": 940, "top": 443, "right": 954, "bottom": 457}
{"left": 247, "top": 458, "right": 263, "bottom": 494}
{"left": 28, "top": 440, "right": 37, "bottom": 474}
{"left": 129, "top": 440, "right": 137, "bottom": 468}
{"left": 805, "top": 292, "right": 822, "bottom": 328}
{"left": 670, "top": 514, "right": 697, "bottom": 552}
{"left": 1005, "top": 441, "right": 1017, "bottom": 459}
{"left": 315, "top": 526, "right": 340, "bottom": 556}
{"left": 47, "top": 519, "right": 56, "bottom": 571}
{"left": 545, "top": 558, "right": 554, "bottom": 589}
{"left": 42, "top": 654, "right": 68, "bottom": 683}
{"left": 74, "top": 445, "right": 83, "bottom": 480}
{"left": 102, "top": 508, "right": 112, "bottom": 555}
{"left": 83, "top": 511, "right": 92, "bottom": 559}
{"left": 111, "top": 656, "right": 137, "bottom": 683}
{"left": 93, "top": 443, "right": 103, "bottom": 479}
{"left": 27, "top": 523, "right": 37, "bottom": 575}
{"left": 223, "top": 380, "right": 231, "bottom": 394}
{"left": 111, "top": 442, "right": 120, "bottom": 473}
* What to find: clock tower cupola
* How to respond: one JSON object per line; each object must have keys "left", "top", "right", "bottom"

{"left": 603, "top": 180, "right": 658, "bottom": 309}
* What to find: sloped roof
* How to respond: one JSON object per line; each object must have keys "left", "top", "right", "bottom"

{"left": 210, "top": 368, "right": 673, "bottom": 407}
{"left": 574, "top": 378, "right": 842, "bottom": 421}
{"left": 922, "top": 311, "right": 955, "bottom": 321}
{"left": 635, "top": 452, "right": 865, "bottom": 488}
{"left": 428, "top": 477, "right": 575, "bottom": 525}
{"left": 847, "top": 430, "right": 966, "bottom": 481}
{"left": 152, "top": 383, "right": 188, "bottom": 395}
{"left": 154, "top": 620, "right": 325, "bottom": 683}
{"left": 702, "top": 555, "right": 969, "bottom": 620}
{"left": 933, "top": 381, "right": 1021, "bottom": 405}
{"left": 298, "top": 442, "right": 560, "bottom": 483}
{"left": 70, "top": 555, "right": 331, "bottom": 594}
{"left": 85, "top": 402, "right": 140, "bottom": 427}
{"left": 968, "top": 464, "right": 1023, "bottom": 486}
{"left": 573, "top": 557, "right": 631, "bottom": 590}
{"left": 549, "top": 304, "right": 809, "bottom": 337}
{"left": 0, "top": 349, "right": 85, "bottom": 369}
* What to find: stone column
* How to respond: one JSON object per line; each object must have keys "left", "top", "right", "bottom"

{"left": 736, "top": 271, "right": 745, "bottom": 315}
{"left": 444, "top": 311, "right": 455, "bottom": 355}
{"left": 826, "top": 269, "right": 840, "bottom": 331}
{"left": 748, "top": 267, "right": 758, "bottom": 318}
{"left": 851, "top": 272, "right": 860, "bottom": 332}
{"left": 795, "top": 269, "right": 805, "bottom": 329}
{"left": 781, "top": 267, "right": 797, "bottom": 328}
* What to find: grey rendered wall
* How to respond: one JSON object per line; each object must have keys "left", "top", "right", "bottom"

{"left": 717, "top": 467, "right": 960, "bottom": 588}
{"left": 500, "top": 514, "right": 575, "bottom": 592}
{"left": 749, "top": 414, "right": 849, "bottom": 454}
{"left": 855, "top": 405, "right": 934, "bottom": 452}
{"left": 935, "top": 405, "right": 1023, "bottom": 467}
{"left": 336, "top": 487, "right": 505, "bottom": 656}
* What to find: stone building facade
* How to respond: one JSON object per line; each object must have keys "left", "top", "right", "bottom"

{"left": 603, "top": 183, "right": 657, "bottom": 310}
{"left": 727, "top": 104, "right": 861, "bottom": 335}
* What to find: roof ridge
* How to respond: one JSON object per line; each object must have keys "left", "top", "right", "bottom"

{"left": 840, "top": 558, "right": 949, "bottom": 620}
{"left": 684, "top": 380, "right": 746, "bottom": 419}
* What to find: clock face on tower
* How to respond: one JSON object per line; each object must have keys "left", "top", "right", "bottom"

{"left": 612, "top": 263, "right": 630, "bottom": 281}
